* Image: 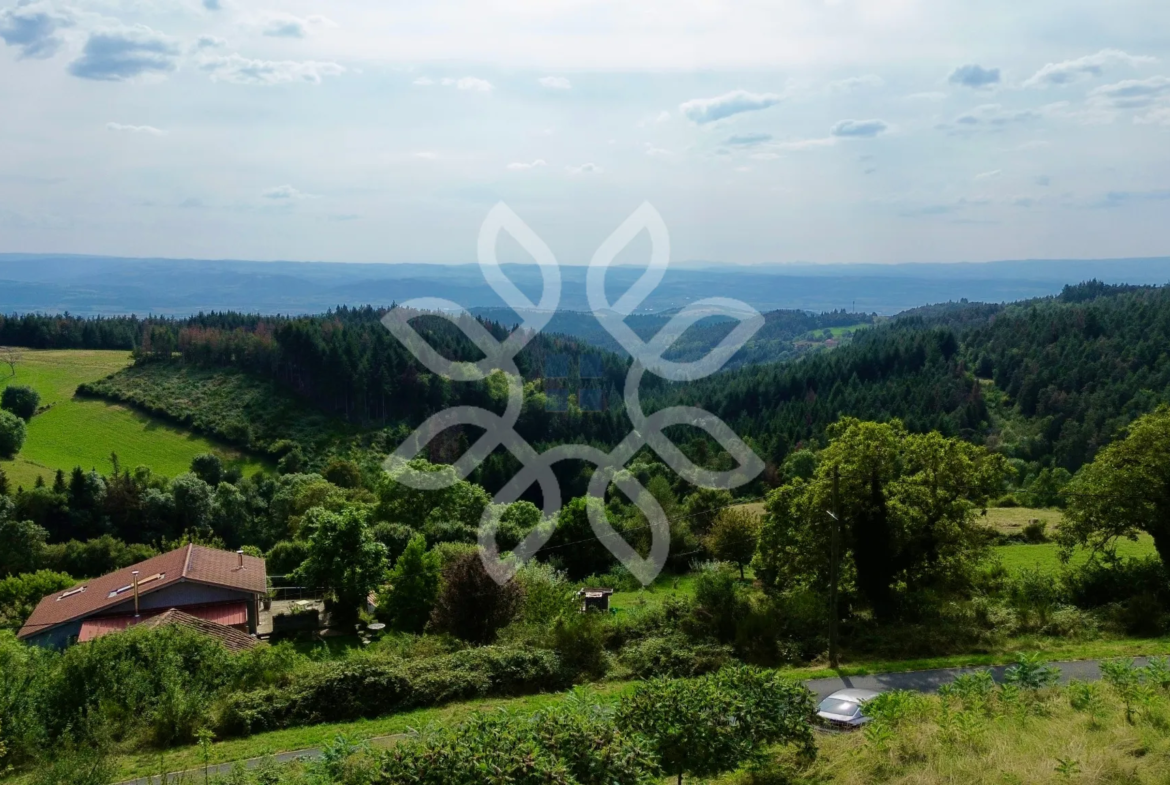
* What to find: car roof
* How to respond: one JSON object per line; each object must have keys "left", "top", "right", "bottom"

{"left": 824, "top": 689, "right": 881, "bottom": 702}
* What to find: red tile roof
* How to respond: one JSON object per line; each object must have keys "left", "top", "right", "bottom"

{"left": 18, "top": 544, "right": 266, "bottom": 640}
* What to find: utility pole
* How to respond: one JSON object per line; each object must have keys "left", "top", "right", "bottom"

{"left": 827, "top": 466, "right": 842, "bottom": 669}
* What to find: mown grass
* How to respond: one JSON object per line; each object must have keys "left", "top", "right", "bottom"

{"left": 0, "top": 350, "right": 266, "bottom": 489}
{"left": 983, "top": 506, "right": 1063, "bottom": 534}
{"left": 995, "top": 535, "right": 1157, "bottom": 576}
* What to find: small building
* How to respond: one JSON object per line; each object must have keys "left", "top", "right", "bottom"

{"left": 18, "top": 544, "right": 268, "bottom": 649}
{"left": 577, "top": 588, "right": 614, "bottom": 613}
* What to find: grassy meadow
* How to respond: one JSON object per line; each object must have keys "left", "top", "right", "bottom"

{"left": 0, "top": 349, "right": 266, "bottom": 489}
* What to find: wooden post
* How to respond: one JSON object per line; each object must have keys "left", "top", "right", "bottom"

{"left": 828, "top": 467, "right": 841, "bottom": 669}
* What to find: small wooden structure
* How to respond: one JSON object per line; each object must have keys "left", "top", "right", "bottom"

{"left": 577, "top": 588, "right": 614, "bottom": 613}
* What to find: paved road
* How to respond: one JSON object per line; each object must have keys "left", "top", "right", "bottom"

{"left": 119, "top": 656, "right": 1157, "bottom": 785}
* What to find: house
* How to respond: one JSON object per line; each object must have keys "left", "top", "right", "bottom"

{"left": 18, "top": 544, "right": 268, "bottom": 649}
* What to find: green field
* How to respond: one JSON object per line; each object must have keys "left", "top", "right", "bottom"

{"left": 0, "top": 350, "right": 266, "bottom": 489}
{"left": 995, "top": 535, "right": 1157, "bottom": 575}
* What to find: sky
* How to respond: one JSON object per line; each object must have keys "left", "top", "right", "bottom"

{"left": 1, "top": 0, "right": 1168, "bottom": 266}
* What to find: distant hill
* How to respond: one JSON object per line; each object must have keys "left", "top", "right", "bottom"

{"left": 3, "top": 253, "right": 1169, "bottom": 317}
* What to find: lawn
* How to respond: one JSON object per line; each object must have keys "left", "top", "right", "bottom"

{"left": 982, "top": 506, "right": 1063, "bottom": 534}
{"left": 0, "top": 350, "right": 266, "bottom": 489}
{"left": 994, "top": 535, "right": 1157, "bottom": 575}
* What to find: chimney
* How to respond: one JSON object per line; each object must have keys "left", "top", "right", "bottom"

{"left": 132, "top": 570, "right": 140, "bottom": 617}
{"left": 237, "top": 549, "right": 244, "bottom": 569}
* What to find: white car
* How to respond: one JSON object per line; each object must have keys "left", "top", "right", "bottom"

{"left": 816, "top": 688, "right": 881, "bottom": 729}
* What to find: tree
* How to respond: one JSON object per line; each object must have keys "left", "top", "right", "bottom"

{"left": 0, "top": 501, "right": 48, "bottom": 577}
{"left": 756, "top": 418, "right": 1007, "bottom": 620}
{"left": 0, "top": 386, "right": 38, "bottom": 421}
{"left": 189, "top": 454, "right": 223, "bottom": 487}
{"left": 1061, "top": 406, "right": 1170, "bottom": 569}
{"left": 378, "top": 534, "right": 441, "bottom": 633}
{"left": 705, "top": 507, "right": 759, "bottom": 579}
{"left": 681, "top": 488, "right": 733, "bottom": 537}
{"left": 294, "top": 507, "right": 387, "bottom": 621}
{"left": 0, "top": 347, "right": 20, "bottom": 377}
{"left": 322, "top": 458, "right": 362, "bottom": 489}
{"left": 429, "top": 551, "right": 523, "bottom": 643}
{"left": 615, "top": 665, "right": 815, "bottom": 784}
{"left": 0, "top": 411, "right": 26, "bottom": 459}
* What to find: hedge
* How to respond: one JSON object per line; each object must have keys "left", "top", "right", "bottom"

{"left": 217, "top": 646, "right": 567, "bottom": 735}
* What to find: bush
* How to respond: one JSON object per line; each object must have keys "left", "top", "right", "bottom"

{"left": 1021, "top": 519, "right": 1049, "bottom": 543}
{"left": 217, "top": 646, "right": 567, "bottom": 736}
{"left": 378, "top": 534, "right": 440, "bottom": 633}
{"left": 1, "top": 386, "right": 39, "bottom": 421}
{"left": 265, "top": 540, "right": 309, "bottom": 577}
{"left": 0, "top": 570, "right": 75, "bottom": 631}
{"left": 377, "top": 694, "right": 660, "bottom": 785}
{"left": 40, "top": 536, "right": 157, "bottom": 579}
{"left": 0, "top": 410, "right": 26, "bottom": 458}
{"left": 429, "top": 552, "right": 523, "bottom": 644}
{"left": 617, "top": 634, "right": 732, "bottom": 679}
{"left": 616, "top": 665, "right": 816, "bottom": 784}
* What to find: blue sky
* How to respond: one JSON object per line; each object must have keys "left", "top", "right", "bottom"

{"left": 1, "top": 0, "right": 1168, "bottom": 265}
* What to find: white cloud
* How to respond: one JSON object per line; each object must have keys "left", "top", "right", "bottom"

{"left": 725, "top": 133, "right": 772, "bottom": 146}
{"left": 507, "top": 159, "right": 547, "bottom": 170}
{"left": 975, "top": 169, "right": 1002, "bottom": 180}
{"left": 538, "top": 76, "right": 571, "bottom": 89}
{"left": 1024, "top": 49, "right": 1157, "bottom": 88}
{"left": 941, "top": 103, "right": 1041, "bottom": 132}
{"left": 440, "top": 76, "right": 493, "bottom": 92}
{"left": 679, "top": 89, "right": 783, "bottom": 124}
{"left": 830, "top": 118, "right": 889, "bottom": 138}
{"left": 413, "top": 151, "right": 438, "bottom": 160}
{"left": 829, "top": 74, "right": 884, "bottom": 91}
{"left": 68, "top": 25, "right": 181, "bottom": 81}
{"left": 1088, "top": 76, "right": 1170, "bottom": 109}
{"left": 0, "top": 1, "right": 72, "bottom": 59}
{"left": 645, "top": 144, "right": 671, "bottom": 157}
{"left": 412, "top": 76, "right": 434, "bottom": 86}
{"left": 1135, "top": 106, "right": 1170, "bottom": 126}
{"left": 906, "top": 91, "right": 948, "bottom": 101}
{"left": 566, "top": 162, "right": 602, "bottom": 174}
{"left": 262, "top": 14, "right": 337, "bottom": 39}
{"left": 106, "top": 122, "right": 165, "bottom": 136}
{"left": 195, "top": 35, "right": 226, "bottom": 50}
{"left": 262, "top": 185, "right": 311, "bottom": 200}
{"left": 199, "top": 54, "right": 345, "bottom": 86}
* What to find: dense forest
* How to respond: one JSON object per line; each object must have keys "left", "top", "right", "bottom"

{"left": 6, "top": 281, "right": 1170, "bottom": 488}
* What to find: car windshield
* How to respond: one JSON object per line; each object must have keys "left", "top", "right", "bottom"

{"left": 818, "top": 699, "right": 859, "bottom": 716}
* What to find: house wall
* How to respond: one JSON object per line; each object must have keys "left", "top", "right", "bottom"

{"left": 28, "top": 582, "right": 262, "bottom": 648}
{"left": 25, "top": 620, "right": 83, "bottom": 650}
{"left": 106, "top": 581, "right": 249, "bottom": 614}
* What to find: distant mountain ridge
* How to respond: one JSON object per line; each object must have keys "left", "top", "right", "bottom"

{"left": 2, "top": 253, "right": 1169, "bottom": 317}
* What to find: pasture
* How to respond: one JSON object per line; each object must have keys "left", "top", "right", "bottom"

{"left": 0, "top": 349, "right": 265, "bottom": 489}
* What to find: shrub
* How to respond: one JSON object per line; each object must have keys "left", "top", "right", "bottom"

{"left": 377, "top": 694, "right": 660, "bottom": 785}
{"left": 1021, "top": 519, "right": 1049, "bottom": 543}
{"left": 217, "top": 646, "right": 567, "bottom": 736}
{"left": 617, "top": 634, "right": 732, "bottom": 679}
{"left": 0, "top": 570, "right": 74, "bottom": 631}
{"left": 0, "top": 386, "right": 39, "bottom": 421}
{"left": 0, "top": 410, "right": 25, "bottom": 459}
{"left": 429, "top": 552, "right": 523, "bottom": 644}
{"left": 378, "top": 534, "right": 440, "bottom": 633}
{"left": 265, "top": 540, "right": 309, "bottom": 577}
{"left": 616, "top": 665, "right": 816, "bottom": 784}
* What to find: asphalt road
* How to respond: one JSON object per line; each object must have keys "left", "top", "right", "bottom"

{"left": 119, "top": 656, "right": 1155, "bottom": 785}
